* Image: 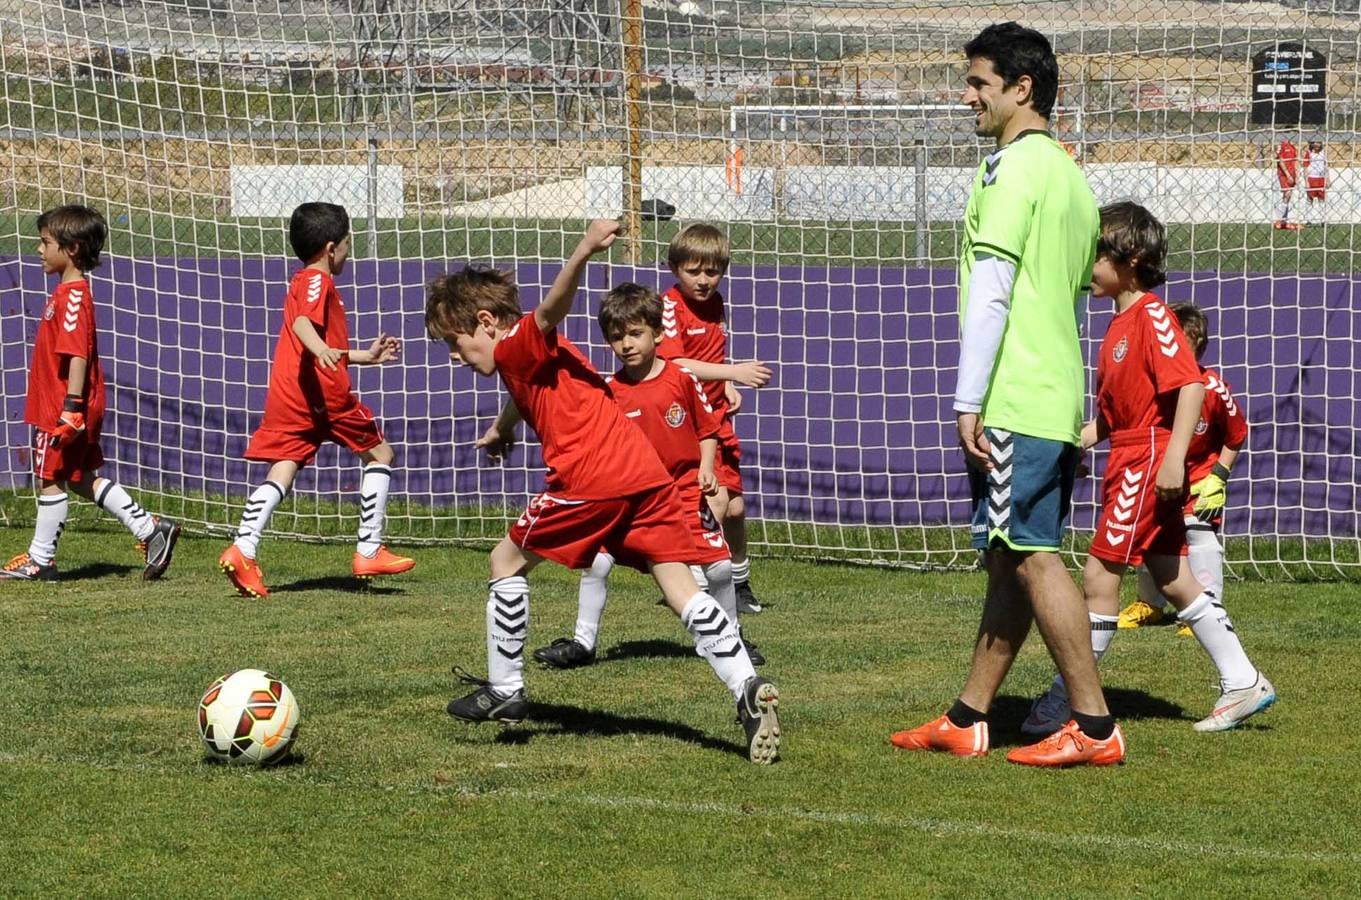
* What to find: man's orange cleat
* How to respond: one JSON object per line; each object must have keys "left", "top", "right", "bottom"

{"left": 1006, "top": 720, "right": 1126, "bottom": 768}
{"left": 219, "top": 545, "right": 269, "bottom": 598}
{"left": 352, "top": 546, "right": 415, "bottom": 579}
{"left": 890, "top": 714, "right": 988, "bottom": 757}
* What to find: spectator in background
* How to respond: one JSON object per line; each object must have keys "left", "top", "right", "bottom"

{"left": 1274, "top": 138, "right": 1301, "bottom": 230}
{"left": 1303, "top": 139, "right": 1327, "bottom": 226}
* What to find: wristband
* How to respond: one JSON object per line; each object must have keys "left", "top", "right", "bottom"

{"left": 1211, "top": 462, "right": 1231, "bottom": 482}
{"left": 62, "top": 396, "right": 86, "bottom": 414}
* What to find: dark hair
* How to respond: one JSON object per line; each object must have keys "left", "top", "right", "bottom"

{"left": 667, "top": 222, "right": 731, "bottom": 271}
{"left": 425, "top": 264, "right": 522, "bottom": 338}
{"left": 1169, "top": 302, "right": 1209, "bottom": 359}
{"left": 288, "top": 202, "right": 350, "bottom": 262}
{"left": 36, "top": 205, "right": 107, "bottom": 271}
{"left": 598, "top": 282, "right": 663, "bottom": 339}
{"left": 964, "top": 22, "right": 1060, "bottom": 119}
{"left": 1097, "top": 200, "right": 1167, "bottom": 290}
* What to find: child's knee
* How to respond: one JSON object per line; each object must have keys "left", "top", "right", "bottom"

{"left": 364, "top": 442, "right": 396, "bottom": 467}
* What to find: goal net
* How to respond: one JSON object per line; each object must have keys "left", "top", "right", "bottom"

{"left": 0, "top": 0, "right": 1357, "bottom": 576}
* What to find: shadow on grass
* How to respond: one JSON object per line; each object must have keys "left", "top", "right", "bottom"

{"left": 62, "top": 562, "right": 139, "bottom": 581}
{"left": 270, "top": 575, "right": 403, "bottom": 596}
{"left": 492, "top": 701, "right": 747, "bottom": 759}
{"left": 599, "top": 638, "right": 695, "bottom": 663}
{"left": 985, "top": 688, "right": 1189, "bottom": 748}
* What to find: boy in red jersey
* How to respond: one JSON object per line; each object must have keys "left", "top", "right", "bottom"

{"left": 1021, "top": 203, "right": 1275, "bottom": 742}
{"left": 529, "top": 283, "right": 763, "bottom": 669}
{"left": 0, "top": 205, "right": 180, "bottom": 582}
{"left": 656, "top": 224, "right": 772, "bottom": 614}
{"left": 424, "top": 221, "right": 780, "bottom": 764}
{"left": 1274, "top": 138, "right": 1301, "bottom": 230}
{"left": 218, "top": 202, "right": 413, "bottom": 598}
{"left": 1118, "top": 304, "right": 1248, "bottom": 636}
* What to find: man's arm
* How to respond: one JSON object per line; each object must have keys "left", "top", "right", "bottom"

{"left": 534, "top": 219, "right": 619, "bottom": 333}
{"left": 954, "top": 253, "right": 1016, "bottom": 470}
{"left": 1155, "top": 381, "right": 1207, "bottom": 500}
{"left": 292, "top": 316, "right": 346, "bottom": 370}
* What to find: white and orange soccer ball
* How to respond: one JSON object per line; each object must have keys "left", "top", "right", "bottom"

{"left": 197, "top": 669, "right": 300, "bottom": 765}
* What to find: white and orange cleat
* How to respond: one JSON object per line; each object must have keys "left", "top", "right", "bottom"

{"left": 890, "top": 714, "right": 988, "bottom": 757}
{"left": 219, "top": 545, "right": 269, "bottom": 598}
{"left": 1007, "top": 720, "right": 1126, "bottom": 768}
{"left": 352, "top": 546, "right": 415, "bottom": 580}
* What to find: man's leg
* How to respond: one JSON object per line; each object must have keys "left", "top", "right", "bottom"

{"left": 1019, "top": 549, "right": 1110, "bottom": 719}
{"left": 956, "top": 549, "right": 1032, "bottom": 712}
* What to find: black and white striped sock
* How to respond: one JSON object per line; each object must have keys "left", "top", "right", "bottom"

{"left": 355, "top": 463, "right": 392, "bottom": 559}
{"left": 233, "top": 480, "right": 287, "bottom": 559}
{"left": 94, "top": 479, "right": 155, "bottom": 541}
{"left": 28, "top": 493, "right": 69, "bottom": 565}
{"left": 488, "top": 575, "right": 529, "bottom": 695}
{"left": 681, "top": 592, "right": 754, "bottom": 700}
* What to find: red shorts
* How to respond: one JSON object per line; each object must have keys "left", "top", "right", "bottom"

{"left": 509, "top": 482, "right": 698, "bottom": 572}
{"left": 245, "top": 403, "right": 384, "bottom": 465}
{"left": 717, "top": 438, "right": 743, "bottom": 495}
{"left": 1088, "top": 430, "right": 1188, "bottom": 567}
{"left": 32, "top": 428, "right": 104, "bottom": 484}
{"left": 681, "top": 485, "right": 730, "bottom": 565}
{"left": 1307, "top": 177, "right": 1326, "bottom": 200}
{"left": 1278, "top": 175, "right": 1296, "bottom": 191}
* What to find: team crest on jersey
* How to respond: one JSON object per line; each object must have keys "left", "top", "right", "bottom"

{"left": 43, "top": 300, "right": 55, "bottom": 321}
{"left": 665, "top": 402, "right": 686, "bottom": 428}
{"left": 1195, "top": 417, "right": 1208, "bottom": 435}
{"left": 1113, "top": 336, "right": 1128, "bottom": 362}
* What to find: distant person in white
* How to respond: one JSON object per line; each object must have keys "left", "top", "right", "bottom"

{"left": 1303, "top": 140, "right": 1327, "bottom": 226}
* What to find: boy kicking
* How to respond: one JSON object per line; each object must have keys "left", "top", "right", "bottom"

{"left": 1022, "top": 202, "right": 1275, "bottom": 737}
{"left": 1, "top": 205, "right": 180, "bottom": 582}
{"left": 218, "top": 202, "right": 413, "bottom": 597}
{"left": 530, "top": 282, "right": 762, "bottom": 669}
{"left": 425, "top": 221, "right": 780, "bottom": 764}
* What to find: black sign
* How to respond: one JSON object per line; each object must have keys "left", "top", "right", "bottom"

{"left": 1251, "top": 43, "right": 1327, "bottom": 126}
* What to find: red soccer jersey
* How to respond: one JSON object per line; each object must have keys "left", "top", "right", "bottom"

{"left": 1095, "top": 293, "right": 1202, "bottom": 437}
{"left": 494, "top": 314, "right": 672, "bottom": 500}
{"left": 1277, "top": 141, "right": 1299, "bottom": 180}
{"left": 606, "top": 360, "right": 722, "bottom": 491}
{"left": 656, "top": 285, "right": 736, "bottom": 443}
{"left": 1186, "top": 366, "right": 1248, "bottom": 485}
{"left": 24, "top": 279, "right": 107, "bottom": 431}
{"left": 260, "top": 269, "right": 358, "bottom": 431}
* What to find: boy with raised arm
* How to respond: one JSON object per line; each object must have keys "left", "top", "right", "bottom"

{"left": 1021, "top": 202, "right": 1275, "bottom": 740}
{"left": 218, "top": 202, "right": 413, "bottom": 597}
{"left": 1, "top": 205, "right": 181, "bottom": 582}
{"left": 530, "top": 282, "right": 762, "bottom": 669}
{"left": 425, "top": 221, "right": 780, "bottom": 764}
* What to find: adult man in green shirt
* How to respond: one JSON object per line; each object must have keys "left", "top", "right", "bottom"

{"left": 891, "top": 22, "right": 1123, "bottom": 767}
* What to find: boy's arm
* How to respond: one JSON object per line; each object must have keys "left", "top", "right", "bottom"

{"left": 1079, "top": 415, "right": 1109, "bottom": 451}
{"left": 476, "top": 400, "right": 522, "bottom": 463}
{"left": 674, "top": 358, "right": 772, "bottom": 388}
{"left": 533, "top": 219, "right": 620, "bottom": 333}
{"left": 1191, "top": 440, "right": 1245, "bottom": 523}
{"left": 350, "top": 333, "right": 401, "bottom": 365}
{"left": 292, "top": 316, "right": 347, "bottom": 370}
{"left": 1155, "top": 381, "right": 1207, "bottom": 499}
{"left": 697, "top": 436, "right": 719, "bottom": 495}
{"left": 51, "top": 355, "right": 89, "bottom": 445}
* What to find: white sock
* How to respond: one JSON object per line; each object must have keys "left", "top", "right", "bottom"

{"left": 356, "top": 463, "right": 392, "bottom": 558}
{"left": 233, "top": 481, "right": 287, "bottom": 559}
{"left": 29, "top": 493, "right": 69, "bottom": 565}
{"left": 731, "top": 556, "right": 750, "bottom": 585}
{"left": 681, "top": 592, "right": 755, "bottom": 700}
{"left": 703, "top": 558, "right": 739, "bottom": 625}
{"left": 573, "top": 552, "right": 614, "bottom": 652}
{"left": 93, "top": 479, "right": 155, "bottom": 541}
{"left": 1186, "top": 523, "right": 1224, "bottom": 603}
{"left": 1090, "top": 611, "right": 1119, "bottom": 662}
{"left": 488, "top": 575, "right": 529, "bottom": 695}
{"left": 1179, "top": 591, "right": 1257, "bottom": 691}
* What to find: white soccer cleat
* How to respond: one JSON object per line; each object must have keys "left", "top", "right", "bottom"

{"left": 1020, "top": 679, "right": 1071, "bottom": 737}
{"left": 1193, "top": 674, "right": 1277, "bottom": 733}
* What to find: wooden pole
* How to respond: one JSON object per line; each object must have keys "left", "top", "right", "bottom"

{"left": 622, "top": 0, "right": 643, "bottom": 264}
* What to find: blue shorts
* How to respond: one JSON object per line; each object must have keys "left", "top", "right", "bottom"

{"left": 968, "top": 428, "right": 1079, "bottom": 552}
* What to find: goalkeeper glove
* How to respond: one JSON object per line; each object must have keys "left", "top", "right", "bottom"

{"left": 51, "top": 396, "right": 86, "bottom": 448}
{"left": 1190, "top": 461, "right": 1231, "bottom": 524}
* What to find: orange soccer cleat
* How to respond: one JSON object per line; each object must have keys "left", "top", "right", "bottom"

{"left": 352, "top": 546, "right": 416, "bottom": 579}
{"left": 1006, "top": 720, "right": 1126, "bottom": 768}
{"left": 890, "top": 714, "right": 988, "bottom": 757}
{"left": 219, "top": 545, "right": 269, "bottom": 598}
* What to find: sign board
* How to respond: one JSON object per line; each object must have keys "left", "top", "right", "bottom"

{"left": 230, "top": 166, "right": 405, "bottom": 218}
{"left": 1251, "top": 43, "right": 1327, "bottom": 126}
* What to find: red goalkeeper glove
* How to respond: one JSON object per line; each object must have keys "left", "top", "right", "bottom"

{"left": 51, "top": 396, "right": 86, "bottom": 448}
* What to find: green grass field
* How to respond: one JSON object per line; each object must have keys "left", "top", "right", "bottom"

{"left": 1, "top": 527, "right": 1357, "bottom": 897}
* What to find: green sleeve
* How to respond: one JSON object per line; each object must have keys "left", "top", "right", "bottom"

{"left": 970, "top": 155, "right": 1034, "bottom": 266}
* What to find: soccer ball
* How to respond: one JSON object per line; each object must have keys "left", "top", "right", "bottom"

{"left": 197, "top": 669, "right": 300, "bottom": 766}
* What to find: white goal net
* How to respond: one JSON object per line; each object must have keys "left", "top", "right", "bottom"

{"left": 1, "top": 0, "right": 1357, "bottom": 576}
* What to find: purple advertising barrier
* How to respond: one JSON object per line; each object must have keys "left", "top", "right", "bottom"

{"left": 0, "top": 256, "right": 1356, "bottom": 538}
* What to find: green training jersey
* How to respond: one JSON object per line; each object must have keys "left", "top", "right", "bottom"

{"left": 959, "top": 130, "right": 1098, "bottom": 445}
